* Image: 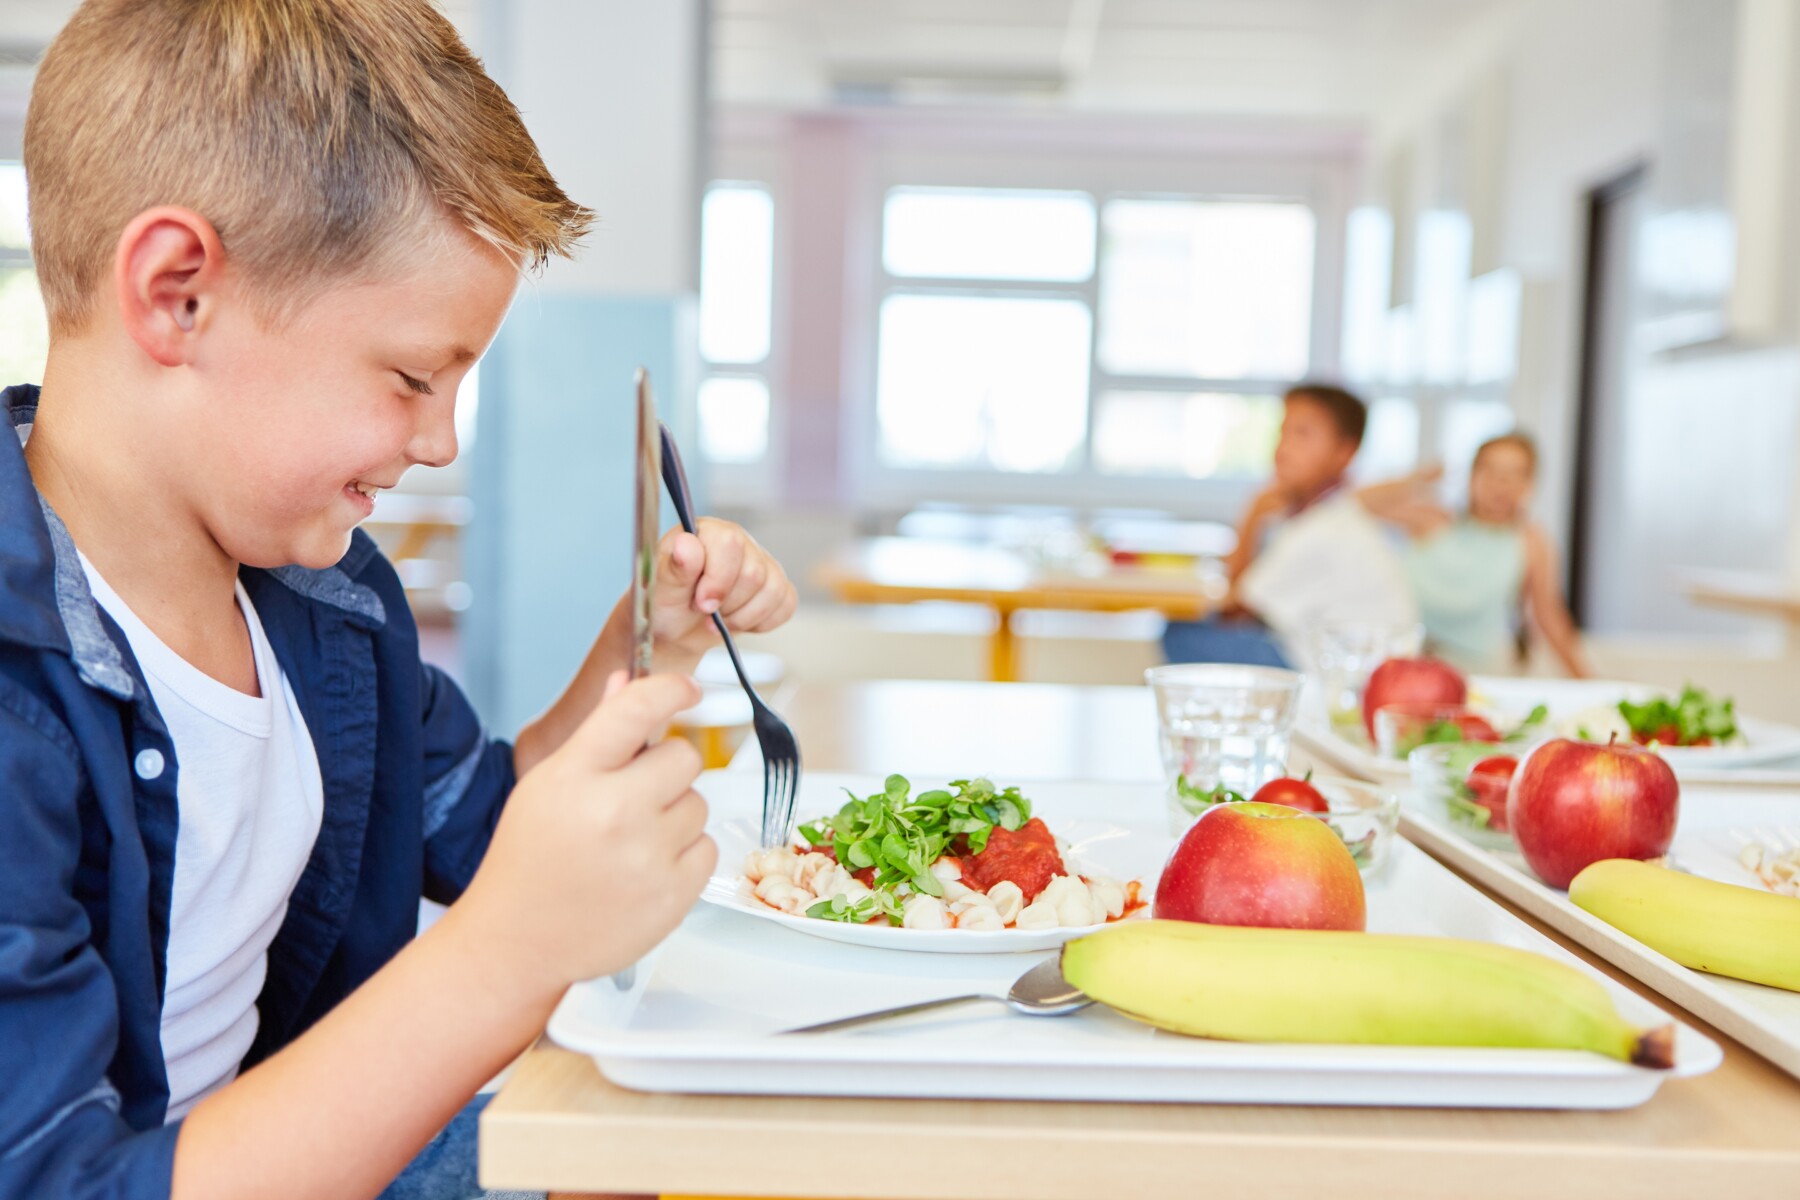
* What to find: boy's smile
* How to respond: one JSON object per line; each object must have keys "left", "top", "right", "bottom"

{"left": 187, "top": 211, "right": 520, "bottom": 571}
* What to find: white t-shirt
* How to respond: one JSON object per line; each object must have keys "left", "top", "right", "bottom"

{"left": 81, "top": 559, "right": 324, "bottom": 1121}
{"left": 1237, "top": 493, "right": 1419, "bottom": 663}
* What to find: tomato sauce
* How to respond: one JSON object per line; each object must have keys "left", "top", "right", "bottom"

{"left": 958, "top": 817, "right": 1066, "bottom": 901}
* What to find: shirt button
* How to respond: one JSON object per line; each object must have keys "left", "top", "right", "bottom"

{"left": 134, "top": 749, "right": 165, "bottom": 781}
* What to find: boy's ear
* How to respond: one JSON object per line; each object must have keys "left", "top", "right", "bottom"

{"left": 113, "top": 206, "right": 227, "bottom": 368}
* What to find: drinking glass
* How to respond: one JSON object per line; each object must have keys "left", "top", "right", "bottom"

{"left": 1146, "top": 664, "right": 1304, "bottom": 832}
{"left": 1303, "top": 620, "right": 1425, "bottom": 737}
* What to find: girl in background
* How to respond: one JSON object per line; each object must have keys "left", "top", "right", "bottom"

{"left": 1361, "top": 433, "right": 1592, "bottom": 678}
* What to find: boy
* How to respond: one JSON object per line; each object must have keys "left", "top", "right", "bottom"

{"left": 1, "top": 2, "right": 797, "bottom": 1198}
{"left": 1162, "top": 385, "right": 1416, "bottom": 668}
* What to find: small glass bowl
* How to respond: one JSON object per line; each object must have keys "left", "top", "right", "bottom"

{"left": 1309, "top": 775, "right": 1402, "bottom": 878}
{"left": 1408, "top": 742, "right": 1519, "bottom": 851}
{"left": 1371, "top": 701, "right": 1502, "bottom": 759}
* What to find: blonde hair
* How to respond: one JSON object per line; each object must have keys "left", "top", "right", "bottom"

{"left": 24, "top": 0, "right": 593, "bottom": 334}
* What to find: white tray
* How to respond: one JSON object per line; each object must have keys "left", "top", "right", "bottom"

{"left": 1297, "top": 675, "right": 1800, "bottom": 787}
{"left": 1399, "top": 784, "right": 1800, "bottom": 1080}
{"left": 548, "top": 773, "right": 1718, "bottom": 1110}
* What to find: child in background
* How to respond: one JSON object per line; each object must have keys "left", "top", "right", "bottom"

{"left": 1, "top": 2, "right": 797, "bottom": 1198}
{"left": 1362, "top": 433, "right": 1592, "bottom": 677}
{"left": 1162, "top": 384, "right": 1417, "bottom": 668}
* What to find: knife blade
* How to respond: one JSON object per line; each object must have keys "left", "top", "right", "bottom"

{"left": 615, "top": 368, "right": 661, "bottom": 994}
{"left": 630, "top": 368, "right": 659, "bottom": 682}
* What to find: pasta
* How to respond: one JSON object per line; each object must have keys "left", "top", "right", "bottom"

{"left": 736, "top": 787, "right": 1145, "bottom": 932}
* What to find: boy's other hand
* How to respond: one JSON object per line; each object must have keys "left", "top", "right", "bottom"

{"left": 1247, "top": 483, "right": 1296, "bottom": 521}
{"left": 652, "top": 518, "right": 797, "bottom": 658}
{"left": 451, "top": 673, "right": 715, "bottom": 996}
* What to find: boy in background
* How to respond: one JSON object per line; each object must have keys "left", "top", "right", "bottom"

{"left": 1, "top": 1, "right": 796, "bottom": 1197}
{"left": 1163, "top": 384, "right": 1416, "bottom": 668}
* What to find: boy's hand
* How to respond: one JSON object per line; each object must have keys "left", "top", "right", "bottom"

{"left": 452, "top": 673, "right": 715, "bottom": 995}
{"left": 1246, "top": 483, "right": 1296, "bottom": 522}
{"left": 510, "top": 521, "right": 795, "bottom": 779}
{"left": 651, "top": 517, "right": 796, "bottom": 660}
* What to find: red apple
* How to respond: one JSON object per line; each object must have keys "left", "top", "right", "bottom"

{"left": 1361, "top": 656, "right": 1467, "bottom": 738}
{"left": 1251, "top": 775, "right": 1329, "bottom": 813}
{"left": 1507, "top": 738, "right": 1679, "bottom": 889}
{"left": 1464, "top": 754, "right": 1519, "bottom": 833}
{"left": 1154, "top": 801, "right": 1366, "bottom": 931}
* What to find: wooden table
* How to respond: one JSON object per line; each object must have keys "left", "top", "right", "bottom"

{"left": 483, "top": 680, "right": 1800, "bottom": 1198}
{"left": 816, "top": 538, "right": 1222, "bottom": 682}
{"left": 1683, "top": 567, "right": 1800, "bottom": 625}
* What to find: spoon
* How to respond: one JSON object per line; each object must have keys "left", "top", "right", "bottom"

{"left": 781, "top": 957, "right": 1092, "bottom": 1035}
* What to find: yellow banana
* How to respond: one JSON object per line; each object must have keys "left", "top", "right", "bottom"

{"left": 1059, "top": 919, "right": 1673, "bottom": 1067}
{"left": 1569, "top": 858, "right": 1800, "bottom": 993}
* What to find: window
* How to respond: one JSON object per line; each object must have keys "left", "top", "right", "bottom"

{"left": 0, "top": 163, "right": 48, "bottom": 387}
{"left": 870, "top": 180, "right": 1324, "bottom": 497}
{"left": 876, "top": 292, "right": 1091, "bottom": 472}
{"left": 697, "top": 182, "right": 775, "bottom": 464}
{"left": 1338, "top": 206, "right": 1521, "bottom": 487}
{"left": 883, "top": 187, "right": 1096, "bottom": 282}
{"left": 1357, "top": 397, "right": 1422, "bottom": 480}
{"left": 1098, "top": 199, "right": 1313, "bottom": 380}
{"left": 1465, "top": 268, "right": 1521, "bottom": 385}
{"left": 1092, "top": 392, "right": 1281, "bottom": 478}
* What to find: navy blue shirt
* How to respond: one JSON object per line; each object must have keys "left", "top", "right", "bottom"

{"left": 0, "top": 384, "right": 516, "bottom": 1198}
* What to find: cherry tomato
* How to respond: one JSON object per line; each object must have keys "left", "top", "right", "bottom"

{"left": 1464, "top": 754, "right": 1519, "bottom": 833}
{"left": 1453, "top": 714, "right": 1503, "bottom": 743}
{"left": 1250, "top": 776, "right": 1330, "bottom": 813}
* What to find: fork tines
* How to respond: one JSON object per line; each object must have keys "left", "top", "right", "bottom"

{"left": 757, "top": 701, "right": 801, "bottom": 849}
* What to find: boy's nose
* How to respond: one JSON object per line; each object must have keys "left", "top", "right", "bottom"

{"left": 408, "top": 400, "right": 459, "bottom": 469}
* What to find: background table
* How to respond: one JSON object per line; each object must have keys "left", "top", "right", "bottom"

{"left": 1683, "top": 566, "right": 1800, "bottom": 627}
{"left": 483, "top": 680, "right": 1800, "bottom": 1199}
{"left": 816, "top": 538, "right": 1222, "bottom": 681}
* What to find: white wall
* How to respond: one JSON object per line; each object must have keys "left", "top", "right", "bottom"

{"left": 1375, "top": 0, "right": 1800, "bottom": 641}
{"left": 1492, "top": 0, "right": 1664, "bottom": 542}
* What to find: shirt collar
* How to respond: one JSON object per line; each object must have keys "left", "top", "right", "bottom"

{"left": 1291, "top": 476, "right": 1347, "bottom": 517}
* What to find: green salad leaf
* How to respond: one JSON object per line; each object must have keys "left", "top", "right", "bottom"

{"left": 1443, "top": 782, "right": 1495, "bottom": 830}
{"left": 1617, "top": 685, "right": 1737, "bottom": 746}
{"left": 1173, "top": 775, "right": 1248, "bottom": 815}
{"left": 796, "top": 775, "right": 1033, "bottom": 919}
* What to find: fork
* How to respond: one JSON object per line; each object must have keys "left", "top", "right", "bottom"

{"left": 658, "top": 423, "right": 802, "bottom": 848}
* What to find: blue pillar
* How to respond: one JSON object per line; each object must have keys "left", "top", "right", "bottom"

{"left": 464, "top": 0, "right": 705, "bottom": 735}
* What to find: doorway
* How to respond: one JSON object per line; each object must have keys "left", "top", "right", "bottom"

{"left": 1568, "top": 165, "right": 1648, "bottom": 631}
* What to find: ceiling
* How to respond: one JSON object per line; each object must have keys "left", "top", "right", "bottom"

{"left": 4, "top": 0, "right": 1523, "bottom": 124}
{"left": 714, "top": 0, "right": 1524, "bottom": 119}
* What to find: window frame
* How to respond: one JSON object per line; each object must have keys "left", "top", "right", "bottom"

{"left": 850, "top": 147, "right": 1352, "bottom": 518}
{"left": 698, "top": 141, "right": 787, "bottom": 503}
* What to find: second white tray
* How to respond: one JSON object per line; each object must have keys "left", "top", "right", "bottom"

{"left": 1399, "top": 785, "right": 1800, "bottom": 1080}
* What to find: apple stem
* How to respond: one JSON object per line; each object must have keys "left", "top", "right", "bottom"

{"left": 1608, "top": 731, "right": 1619, "bottom": 747}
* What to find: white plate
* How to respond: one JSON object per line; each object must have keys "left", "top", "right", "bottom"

{"left": 1398, "top": 784, "right": 1800, "bottom": 1081}
{"left": 550, "top": 774, "right": 1720, "bottom": 1110}
{"left": 1679, "top": 823, "right": 1800, "bottom": 889}
{"left": 1297, "top": 675, "right": 1800, "bottom": 785}
{"left": 700, "top": 777, "right": 1163, "bottom": 953}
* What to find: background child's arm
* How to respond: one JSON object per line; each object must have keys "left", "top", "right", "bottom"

{"left": 171, "top": 673, "right": 712, "bottom": 1200}
{"left": 513, "top": 517, "right": 795, "bottom": 777}
{"left": 1355, "top": 465, "right": 1452, "bottom": 539}
{"left": 1224, "top": 484, "right": 1291, "bottom": 585}
{"left": 1522, "top": 523, "right": 1594, "bottom": 679}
